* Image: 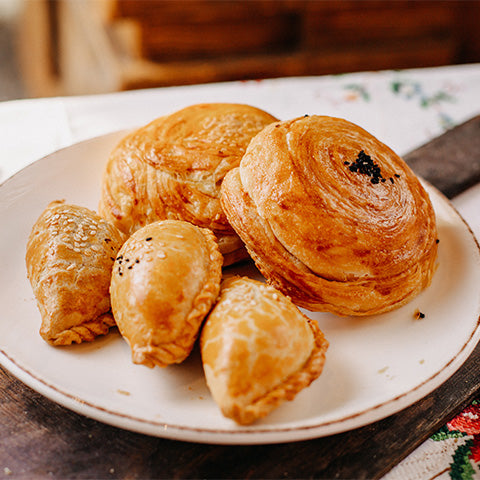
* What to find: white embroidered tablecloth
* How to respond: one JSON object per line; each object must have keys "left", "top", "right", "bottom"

{"left": 1, "top": 63, "right": 480, "bottom": 479}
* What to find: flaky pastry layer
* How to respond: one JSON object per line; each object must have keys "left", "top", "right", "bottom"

{"left": 221, "top": 116, "right": 438, "bottom": 315}
{"left": 98, "top": 103, "right": 277, "bottom": 265}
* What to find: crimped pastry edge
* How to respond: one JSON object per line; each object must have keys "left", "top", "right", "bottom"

{"left": 223, "top": 316, "right": 329, "bottom": 425}
{"left": 128, "top": 222, "right": 223, "bottom": 368}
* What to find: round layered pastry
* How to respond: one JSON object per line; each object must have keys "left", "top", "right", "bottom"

{"left": 221, "top": 115, "right": 438, "bottom": 316}
{"left": 99, "top": 103, "right": 278, "bottom": 266}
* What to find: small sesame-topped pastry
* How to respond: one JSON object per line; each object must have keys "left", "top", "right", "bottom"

{"left": 200, "top": 276, "right": 329, "bottom": 425}
{"left": 221, "top": 115, "right": 438, "bottom": 315}
{"left": 110, "top": 220, "right": 223, "bottom": 368}
{"left": 25, "top": 200, "right": 127, "bottom": 345}
{"left": 98, "top": 103, "right": 278, "bottom": 266}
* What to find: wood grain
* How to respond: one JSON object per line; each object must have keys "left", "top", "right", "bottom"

{"left": 0, "top": 341, "right": 479, "bottom": 479}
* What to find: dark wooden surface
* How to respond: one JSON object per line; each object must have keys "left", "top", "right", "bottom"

{"left": 0, "top": 344, "right": 479, "bottom": 480}
{"left": 404, "top": 115, "right": 480, "bottom": 199}
{"left": 1, "top": 116, "right": 479, "bottom": 479}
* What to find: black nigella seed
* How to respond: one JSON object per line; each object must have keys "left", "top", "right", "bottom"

{"left": 347, "top": 150, "right": 385, "bottom": 185}
{"left": 145, "top": 237, "right": 153, "bottom": 241}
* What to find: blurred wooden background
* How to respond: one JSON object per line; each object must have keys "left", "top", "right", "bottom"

{"left": 18, "top": 0, "right": 480, "bottom": 97}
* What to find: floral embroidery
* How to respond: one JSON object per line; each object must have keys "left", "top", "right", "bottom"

{"left": 343, "top": 83, "right": 371, "bottom": 102}
{"left": 431, "top": 400, "right": 480, "bottom": 479}
{"left": 390, "top": 78, "right": 456, "bottom": 129}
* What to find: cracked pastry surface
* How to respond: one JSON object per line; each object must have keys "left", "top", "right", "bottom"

{"left": 221, "top": 115, "right": 438, "bottom": 315}
{"left": 98, "top": 103, "right": 278, "bottom": 265}
{"left": 200, "top": 276, "right": 329, "bottom": 425}
{"left": 25, "top": 200, "right": 126, "bottom": 345}
{"left": 110, "top": 220, "right": 223, "bottom": 368}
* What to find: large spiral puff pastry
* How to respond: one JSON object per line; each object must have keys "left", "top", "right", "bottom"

{"left": 221, "top": 115, "right": 438, "bottom": 316}
{"left": 98, "top": 103, "right": 278, "bottom": 266}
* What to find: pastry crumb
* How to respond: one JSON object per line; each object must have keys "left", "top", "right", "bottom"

{"left": 117, "top": 389, "right": 131, "bottom": 396}
{"left": 413, "top": 309, "right": 425, "bottom": 320}
{"left": 3, "top": 467, "right": 12, "bottom": 475}
{"left": 378, "top": 366, "right": 389, "bottom": 374}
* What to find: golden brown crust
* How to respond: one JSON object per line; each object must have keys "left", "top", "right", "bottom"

{"left": 25, "top": 201, "right": 126, "bottom": 345}
{"left": 98, "top": 103, "right": 278, "bottom": 265}
{"left": 221, "top": 116, "right": 438, "bottom": 315}
{"left": 110, "top": 220, "right": 223, "bottom": 368}
{"left": 200, "top": 276, "right": 329, "bottom": 425}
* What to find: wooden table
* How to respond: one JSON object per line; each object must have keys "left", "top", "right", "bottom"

{"left": 0, "top": 344, "right": 478, "bottom": 479}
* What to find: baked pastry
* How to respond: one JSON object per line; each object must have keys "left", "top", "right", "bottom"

{"left": 221, "top": 115, "right": 438, "bottom": 315}
{"left": 200, "top": 276, "right": 328, "bottom": 425}
{"left": 25, "top": 200, "right": 126, "bottom": 345}
{"left": 98, "top": 103, "right": 278, "bottom": 265}
{"left": 110, "top": 220, "right": 223, "bottom": 368}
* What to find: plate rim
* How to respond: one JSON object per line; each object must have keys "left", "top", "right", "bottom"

{"left": 1, "top": 130, "right": 480, "bottom": 445}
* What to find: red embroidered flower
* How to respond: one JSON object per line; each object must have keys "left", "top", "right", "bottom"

{"left": 448, "top": 404, "right": 480, "bottom": 435}
{"left": 471, "top": 435, "right": 480, "bottom": 463}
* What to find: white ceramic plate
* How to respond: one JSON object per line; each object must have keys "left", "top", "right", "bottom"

{"left": 1, "top": 131, "right": 479, "bottom": 445}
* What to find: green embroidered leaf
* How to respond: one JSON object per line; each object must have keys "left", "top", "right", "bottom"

{"left": 431, "top": 425, "right": 466, "bottom": 441}
{"left": 449, "top": 439, "right": 475, "bottom": 480}
{"left": 343, "top": 84, "right": 370, "bottom": 101}
{"left": 391, "top": 81, "right": 402, "bottom": 93}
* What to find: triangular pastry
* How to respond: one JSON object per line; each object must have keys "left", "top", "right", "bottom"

{"left": 200, "top": 276, "right": 329, "bottom": 425}
{"left": 26, "top": 201, "right": 126, "bottom": 345}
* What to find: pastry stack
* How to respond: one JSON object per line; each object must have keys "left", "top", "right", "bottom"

{"left": 25, "top": 103, "right": 438, "bottom": 425}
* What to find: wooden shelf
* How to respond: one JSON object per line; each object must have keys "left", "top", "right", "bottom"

{"left": 18, "top": 0, "right": 480, "bottom": 97}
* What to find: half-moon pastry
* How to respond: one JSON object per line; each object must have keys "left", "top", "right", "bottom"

{"left": 25, "top": 200, "right": 126, "bottom": 345}
{"left": 98, "top": 103, "right": 278, "bottom": 265}
{"left": 201, "top": 276, "right": 328, "bottom": 425}
{"left": 110, "top": 220, "right": 223, "bottom": 368}
{"left": 221, "top": 115, "right": 438, "bottom": 315}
